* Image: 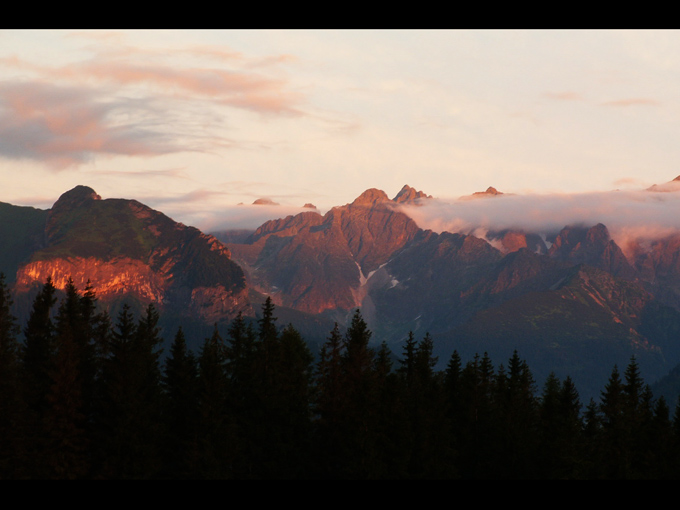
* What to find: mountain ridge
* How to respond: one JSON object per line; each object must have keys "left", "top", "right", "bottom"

{"left": 6, "top": 181, "right": 680, "bottom": 401}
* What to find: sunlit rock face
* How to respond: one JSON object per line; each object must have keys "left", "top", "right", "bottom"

{"left": 392, "top": 184, "right": 432, "bottom": 204}
{"left": 14, "top": 185, "right": 251, "bottom": 322}
{"left": 15, "top": 257, "right": 166, "bottom": 302}
{"left": 228, "top": 186, "right": 424, "bottom": 315}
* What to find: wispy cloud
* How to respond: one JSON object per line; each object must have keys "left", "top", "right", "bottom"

{"left": 53, "top": 60, "right": 301, "bottom": 115}
{"left": 0, "top": 41, "right": 303, "bottom": 116}
{"left": 612, "top": 177, "right": 647, "bottom": 188}
{"left": 0, "top": 81, "right": 186, "bottom": 168}
{"left": 0, "top": 36, "right": 305, "bottom": 168}
{"left": 601, "top": 97, "right": 661, "bottom": 107}
{"left": 135, "top": 184, "right": 324, "bottom": 231}
{"left": 97, "top": 167, "right": 191, "bottom": 180}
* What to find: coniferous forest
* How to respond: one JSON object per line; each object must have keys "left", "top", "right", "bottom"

{"left": 3, "top": 273, "right": 680, "bottom": 479}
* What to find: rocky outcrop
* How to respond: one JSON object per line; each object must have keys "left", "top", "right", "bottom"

{"left": 15, "top": 257, "right": 167, "bottom": 302}
{"left": 392, "top": 184, "right": 432, "bottom": 204}
{"left": 351, "top": 188, "right": 391, "bottom": 207}
{"left": 548, "top": 223, "right": 637, "bottom": 279}
{"left": 469, "top": 186, "right": 504, "bottom": 198}
{"left": 13, "top": 186, "right": 251, "bottom": 323}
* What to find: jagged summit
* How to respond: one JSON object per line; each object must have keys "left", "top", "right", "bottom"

{"left": 392, "top": 185, "right": 432, "bottom": 204}
{"left": 459, "top": 186, "right": 505, "bottom": 200}
{"left": 472, "top": 186, "right": 503, "bottom": 197}
{"left": 351, "top": 188, "right": 390, "bottom": 207}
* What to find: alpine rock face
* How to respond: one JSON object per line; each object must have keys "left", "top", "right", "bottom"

{"left": 226, "top": 185, "right": 423, "bottom": 317}
{"left": 6, "top": 186, "right": 251, "bottom": 326}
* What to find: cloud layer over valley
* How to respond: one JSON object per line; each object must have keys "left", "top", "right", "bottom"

{"left": 396, "top": 180, "right": 680, "bottom": 259}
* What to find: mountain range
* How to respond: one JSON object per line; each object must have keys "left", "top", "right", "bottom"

{"left": 5, "top": 181, "right": 680, "bottom": 401}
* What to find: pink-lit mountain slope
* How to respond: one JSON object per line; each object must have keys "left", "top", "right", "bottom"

{"left": 6, "top": 185, "right": 251, "bottom": 326}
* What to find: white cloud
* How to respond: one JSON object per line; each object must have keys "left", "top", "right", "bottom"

{"left": 397, "top": 185, "right": 680, "bottom": 254}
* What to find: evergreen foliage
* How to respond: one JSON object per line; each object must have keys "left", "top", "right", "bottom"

{"left": 161, "top": 327, "right": 198, "bottom": 478}
{"left": 4, "top": 276, "right": 680, "bottom": 479}
{"left": 0, "top": 273, "right": 24, "bottom": 478}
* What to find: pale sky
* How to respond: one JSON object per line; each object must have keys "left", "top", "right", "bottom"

{"left": 2, "top": 29, "right": 680, "bottom": 231}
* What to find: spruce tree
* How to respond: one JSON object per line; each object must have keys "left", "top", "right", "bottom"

{"left": 599, "top": 364, "right": 630, "bottom": 478}
{"left": 494, "top": 351, "right": 538, "bottom": 478}
{"left": 196, "top": 324, "right": 234, "bottom": 478}
{"left": 162, "top": 326, "right": 198, "bottom": 478}
{"left": 96, "top": 303, "right": 164, "bottom": 478}
{"left": 0, "top": 273, "right": 24, "bottom": 478}
{"left": 650, "top": 396, "right": 676, "bottom": 478}
{"left": 42, "top": 279, "right": 90, "bottom": 479}
{"left": 269, "top": 323, "right": 314, "bottom": 478}
{"left": 537, "top": 372, "right": 562, "bottom": 478}
{"left": 21, "top": 277, "right": 57, "bottom": 477}
{"left": 313, "top": 322, "right": 345, "bottom": 477}
{"left": 339, "top": 309, "right": 377, "bottom": 478}
{"left": 582, "top": 397, "right": 603, "bottom": 478}
{"left": 409, "top": 333, "right": 448, "bottom": 478}
{"left": 454, "top": 353, "right": 497, "bottom": 477}
{"left": 442, "top": 350, "right": 463, "bottom": 475}
{"left": 242, "top": 297, "right": 282, "bottom": 478}
{"left": 22, "top": 277, "right": 57, "bottom": 416}
{"left": 398, "top": 331, "right": 417, "bottom": 385}
{"left": 558, "top": 376, "right": 583, "bottom": 478}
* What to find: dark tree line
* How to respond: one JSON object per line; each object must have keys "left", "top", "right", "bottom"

{"left": 2, "top": 274, "right": 680, "bottom": 479}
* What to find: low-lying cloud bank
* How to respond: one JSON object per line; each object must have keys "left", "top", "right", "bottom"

{"left": 170, "top": 203, "right": 321, "bottom": 233}
{"left": 396, "top": 185, "right": 680, "bottom": 258}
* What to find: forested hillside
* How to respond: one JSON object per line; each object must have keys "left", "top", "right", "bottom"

{"left": 2, "top": 274, "right": 679, "bottom": 479}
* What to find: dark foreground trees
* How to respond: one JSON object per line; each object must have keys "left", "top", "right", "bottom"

{"left": 4, "top": 276, "right": 680, "bottom": 479}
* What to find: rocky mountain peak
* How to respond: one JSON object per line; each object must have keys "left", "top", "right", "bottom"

{"left": 15, "top": 185, "right": 251, "bottom": 326}
{"left": 550, "top": 224, "right": 609, "bottom": 254}
{"left": 475, "top": 186, "right": 503, "bottom": 196}
{"left": 351, "top": 188, "right": 390, "bottom": 207}
{"left": 252, "top": 198, "right": 279, "bottom": 206}
{"left": 52, "top": 185, "right": 101, "bottom": 210}
{"left": 463, "top": 186, "right": 505, "bottom": 199}
{"left": 586, "top": 223, "right": 610, "bottom": 245}
{"left": 392, "top": 185, "right": 432, "bottom": 204}
{"left": 548, "top": 223, "right": 636, "bottom": 279}
{"left": 46, "top": 185, "right": 102, "bottom": 243}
